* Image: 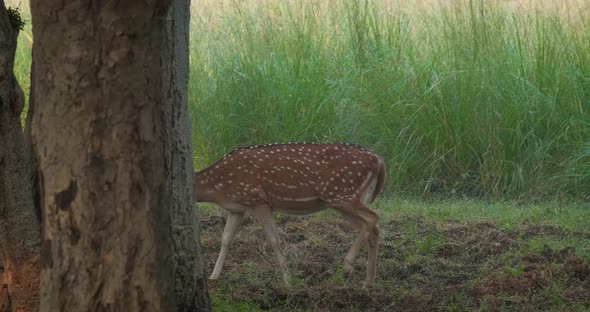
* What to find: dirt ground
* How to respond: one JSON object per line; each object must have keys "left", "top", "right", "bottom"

{"left": 201, "top": 212, "right": 590, "bottom": 311}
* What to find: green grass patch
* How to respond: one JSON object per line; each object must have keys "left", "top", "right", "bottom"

{"left": 211, "top": 293, "right": 261, "bottom": 312}
{"left": 377, "top": 198, "right": 590, "bottom": 233}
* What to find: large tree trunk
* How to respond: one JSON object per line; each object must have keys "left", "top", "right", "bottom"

{"left": 162, "top": 1, "right": 211, "bottom": 311}
{"left": 0, "top": 2, "right": 41, "bottom": 311}
{"left": 29, "top": 1, "right": 191, "bottom": 310}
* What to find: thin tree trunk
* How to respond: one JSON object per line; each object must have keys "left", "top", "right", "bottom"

{"left": 30, "top": 1, "right": 178, "bottom": 310}
{"left": 0, "top": 2, "right": 41, "bottom": 311}
{"left": 162, "top": 0, "right": 211, "bottom": 310}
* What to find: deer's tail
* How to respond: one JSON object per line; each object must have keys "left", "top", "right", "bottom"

{"left": 369, "top": 156, "right": 386, "bottom": 203}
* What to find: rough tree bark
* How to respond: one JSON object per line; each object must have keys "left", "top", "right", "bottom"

{"left": 162, "top": 0, "right": 211, "bottom": 310}
{"left": 28, "top": 0, "right": 211, "bottom": 310}
{"left": 0, "top": 2, "right": 41, "bottom": 311}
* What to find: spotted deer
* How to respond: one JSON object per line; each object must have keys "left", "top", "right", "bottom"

{"left": 195, "top": 143, "right": 385, "bottom": 288}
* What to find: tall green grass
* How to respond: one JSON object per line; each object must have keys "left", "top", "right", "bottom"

{"left": 8, "top": 0, "right": 589, "bottom": 199}
{"left": 189, "top": 0, "right": 590, "bottom": 199}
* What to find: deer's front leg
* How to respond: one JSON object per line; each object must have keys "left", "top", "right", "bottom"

{"left": 210, "top": 211, "right": 245, "bottom": 280}
{"left": 253, "top": 205, "right": 291, "bottom": 288}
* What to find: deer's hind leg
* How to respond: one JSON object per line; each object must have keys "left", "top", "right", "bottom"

{"left": 334, "top": 202, "right": 379, "bottom": 287}
{"left": 338, "top": 212, "right": 365, "bottom": 279}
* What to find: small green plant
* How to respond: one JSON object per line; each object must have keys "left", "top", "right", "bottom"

{"left": 417, "top": 233, "right": 443, "bottom": 255}
{"left": 7, "top": 7, "right": 25, "bottom": 30}
{"left": 507, "top": 264, "right": 526, "bottom": 278}
{"left": 329, "top": 266, "right": 347, "bottom": 285}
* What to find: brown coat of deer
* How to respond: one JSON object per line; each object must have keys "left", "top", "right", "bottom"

{"left": 195, "top": 143, "right": 385, "bottom": 288}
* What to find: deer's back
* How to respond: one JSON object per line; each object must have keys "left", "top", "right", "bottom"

{"left": 197, "top": 143, "right": 384, "bottom": 206}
